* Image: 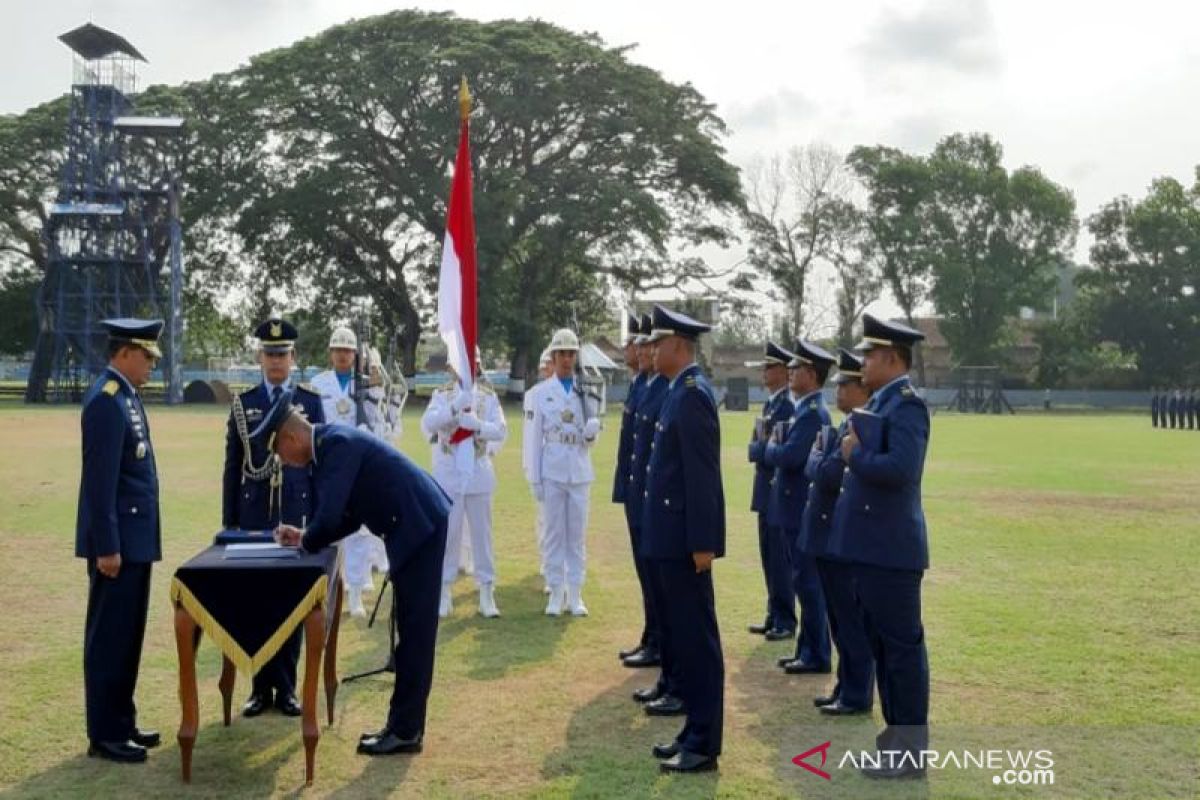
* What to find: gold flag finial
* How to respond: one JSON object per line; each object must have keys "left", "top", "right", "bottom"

{"left": 458, "top": 76, "right": 471, "bottom": 122}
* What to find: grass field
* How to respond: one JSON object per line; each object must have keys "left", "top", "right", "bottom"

{"left": 0, "top": 403, "right": 1196, "bottom": 799}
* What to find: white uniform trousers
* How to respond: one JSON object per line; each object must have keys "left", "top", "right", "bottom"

{"left": 541, "top": 479, "right": 590, "bottom": 589}
{"left": 442, "top": 491, "right": 496, "bottom": 587}
{"left": 343, "top": 528, "right": 389, "bottom": 590}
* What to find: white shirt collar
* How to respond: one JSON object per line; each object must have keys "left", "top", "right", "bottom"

{"left": 769, "top": 386, "right": 788, "bottom": 402}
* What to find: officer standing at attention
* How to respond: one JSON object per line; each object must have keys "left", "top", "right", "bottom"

{"left": 641, "top": 304, "right": 725, "bottom": 774}
{"left": 311, "top": 326, "right": 392, "bottom": 618}
{"left": 1167, "top": 387, "right": 1179, "bottom": 429}
{"left": 222, "top": 317, "right": 325, "bottom": 718}
{"left": 827, "top": 314, "right": 931, "bottom": 780}
{"left": 522, "top": 329, "right": 602, "bottom": 616}
{"left": 1150, "top": 387, "right": 1160, "bottom": 428}
{"left": 525, "top": 345, "right": 556, "bottom": 594}
{"left": 626, "top": 314, "right": 683, "bottom": 713}
{"left": 799, "top": 349, "right": 875, "bottom": 716}
{"left": 77, "top": 318, "right": 164, "bottom": 763}
{"left": 265, "top": 393, "right": 452, "bottom": 756}
{"left": 746, "top": 342, "right": 797, "bottom": 641}
{"left": 765, "top": 341, "right": 835, "bottom": 675}
{"left": 614, "top": 313, "right": 658, "bottom": 666}
{"left": 421, "top": 362, "right": 508, "bottom": 618}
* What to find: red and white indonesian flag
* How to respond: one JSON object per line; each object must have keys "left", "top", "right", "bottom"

{"left": 438, "top": 78, "right": 478, "bottom": 451}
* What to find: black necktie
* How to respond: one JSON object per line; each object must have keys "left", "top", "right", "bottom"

{"left": 271, "top": 385, "right": 282, "bottom": 403}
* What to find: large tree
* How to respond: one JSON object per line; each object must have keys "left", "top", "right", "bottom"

{"left": 846, "top": 144, "right": 934, "bottom": 381}
{"left": 923, "top": 133, "right": 1076, "bottom": 365}
{"left": 744, "top": 143, "right": 850, "bottom": 340}
{"left": 1080, "top": 173, "right": 1200, "bottom": 382}
{"left": 226, "top": 10, "right": 743, "bottom": 377}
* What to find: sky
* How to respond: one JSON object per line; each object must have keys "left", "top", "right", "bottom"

{"left": 5, "top": 0, "right": 1200, "bottom": 325}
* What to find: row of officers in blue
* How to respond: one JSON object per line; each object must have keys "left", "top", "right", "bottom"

{"left": 612, "top": 309, "right": 933, "bottom": 779}
{"left": 1150, "top": 388, "right": 1199, "bottom": 429}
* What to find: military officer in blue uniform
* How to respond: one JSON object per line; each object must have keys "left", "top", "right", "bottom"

{"left": 76, "top": 319, "right": 164, "bottom": 763}
{"left": 265, "top": 392, "right": 452, "bottom": 756}
{"left": 746, "top": 341, "right": 797, "bottom": 640}
{"left": 221, "top": 317, "right": 325, "bottom": 718}
{"left": 626, "top": 314, "right": 683, "bottom": 713}
{"left": 1167, "top": 388, "right": 1179, "bottom": 429}
{"left": 1150, "top": 387, "right": 1160, "bottom": 428}
{"left": 799, "top": 349, "right": 875, "bottom": 716}
{"left": 615, "top": 313, "right": 660, "bottom": 668}
{"left": 641, "top": 304, "right": 725, "bottom": 773}
{"left": 764, "top": 341, "right": 835, "bottom": 674}
{"left": 827, "top": 314, "right": 931, "bottom": 780}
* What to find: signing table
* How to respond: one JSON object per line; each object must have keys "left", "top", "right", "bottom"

{"left": 169, "top": 543, "right": 343, "bottom": 785}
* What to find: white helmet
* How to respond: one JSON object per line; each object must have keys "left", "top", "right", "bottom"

{"left": 538, "top": 347, "right": 552, "bottom": 366}
{"left": 328, "top": 326, "right": 357, "bottom": 351}
{"left": 547, "top": 328, "right": 580, "bottom": 352}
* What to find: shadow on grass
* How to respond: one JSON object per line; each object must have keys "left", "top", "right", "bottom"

{"left": 5, "top": 717, "right": 304, "bottom": 798}
{"left": 732, "top": 637, "right": 928, "bottom": 799}
{"left": 541, "top": 669, "right": 721, "bottom": 799}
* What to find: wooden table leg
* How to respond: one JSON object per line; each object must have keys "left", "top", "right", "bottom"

{"left": 173, "top": 606, "right": 199, "bottom": 783}
{"left": 323, "top": 582, "right": 343, "bottom": 726}
{"left": 219, "top": 656, "right": 236, "bottom": 727}
{"left": 302, "top": 608, "right": 325, "bottom": 786}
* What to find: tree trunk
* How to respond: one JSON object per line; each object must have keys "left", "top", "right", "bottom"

{"left": 902, "top": 308, "right": 928, "bottom": 386}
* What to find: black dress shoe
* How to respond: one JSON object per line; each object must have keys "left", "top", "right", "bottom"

{"left": 618, "top": 644, "right": 644, "bottom": 660}
{"left": 763, "top": 627, "right": 795, "bottom": 641}
{"left": 644, "top": 695, "right": 686, "bottom": 716}
{"left": 357, "top": 732, "right": 423, "bottom": 756}
{"left": 651, "top": 741, "right": 680, "bottom": 759}
{"left": 783, "top": 660, "right": 832, "bottom": 675}
{"left": 88, "top": 740, "right": 147, "bottom": 763}
{"left": 242, "top": 694, "right": 271, "bottom": 717}
{"left": 819, "top": 700, "right": 870, "bottom": 716}
{"left": 862, "top": 763, "right": 926, "bottom": 780}
{"left": 812, "top": 694, "right": 837, "bottom": 707}
{"left": 660, "top": 750, "right": 717, "bottom": 773}
{"left": 130, "top": 728, "right": 161, "bottom": 748}
{"left": 275, "top": 694, "right": 303, "bottom": 717}
{"left": 632, "top": 685, "right": 665, "bottom": 703}
{"left": 747, "top": 623, "right": 769, "bottom": 635}
{"left": 622, "top": 649, "right": 661, "bottom": 668}
{"left": 776, "top": 655, "right": 796, "bottom": 667}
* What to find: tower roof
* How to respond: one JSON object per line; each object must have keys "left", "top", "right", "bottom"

{"left": 59, "top": 23, "right": 147, "bottom": 62}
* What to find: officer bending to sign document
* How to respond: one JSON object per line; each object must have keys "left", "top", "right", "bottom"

{"left": 265, "top": 392, "right": 452, "bottom": 756}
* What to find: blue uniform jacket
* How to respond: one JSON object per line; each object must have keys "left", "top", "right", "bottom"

{"left": 223, "top": 382, "right": 325, "bottom": 530}
{"left": 639, "top": 365, "right": 725, "bottom": 560}
{"left": 624, "top": 374, "right": 668, "bottom": 528}
{"left": 301, "top": 425, "right": 452, "bottom": 566}
{"left": 747, "top": 390, "right": 795, "bottom": 513}
{"left": 612, "top": 372, "right": 647, "bottom": 503}
{"left": 763, "top": 391, "right": 831, "bottom": 531}
{"left": 827, "top": 376, "right": 930, "bottom": 571}
{"left": 798, "top": 419, "right": 847, "bottom": 557}
{"left": 75, "top": 368, "right": 162, "bottom": 563}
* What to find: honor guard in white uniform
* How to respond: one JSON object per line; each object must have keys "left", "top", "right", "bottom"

{"left": 522, "top": 329, "right": 601, "bottom": 616}
{"left": 422, "top": 366, "right": 508, "bottom": 618}
{"left": 527, "top": 346, "right": 555, "bottom": 593}
{"left": 311, "top": 326, "right": 392, "bottom": 617}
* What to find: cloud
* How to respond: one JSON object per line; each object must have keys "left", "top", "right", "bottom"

{"left": 858, "top": 0, "right": 1002, "bottom": 76}
{"left": 888, "top": 112, "right": 947, "bottom": 151}
{"left": 724, "top": 88, "right": 817, "bottom": 133}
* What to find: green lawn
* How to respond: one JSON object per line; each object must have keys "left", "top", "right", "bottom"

{"left": 0, "top": 405, "right": 1196, "bottom": 798}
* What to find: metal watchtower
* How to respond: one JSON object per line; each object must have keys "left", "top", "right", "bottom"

{"left": 25, "top": 23, "right": 186, "bottom": 404}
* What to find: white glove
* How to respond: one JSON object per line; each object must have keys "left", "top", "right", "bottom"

{"left": 451, "top": 389, "right": 472, "bottom": 413}
{"left": 583, "top": 418, "right": 601, "bottom": 440}
{"left": 458, "top": 412, "right": 482, "bottom": 431}
{"left": 531, "top": 482, "right": 545, "bottom": 502}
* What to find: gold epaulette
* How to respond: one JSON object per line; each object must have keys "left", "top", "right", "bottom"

{"left": 102, "top": 379, "right": 119, "bottom": 396}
